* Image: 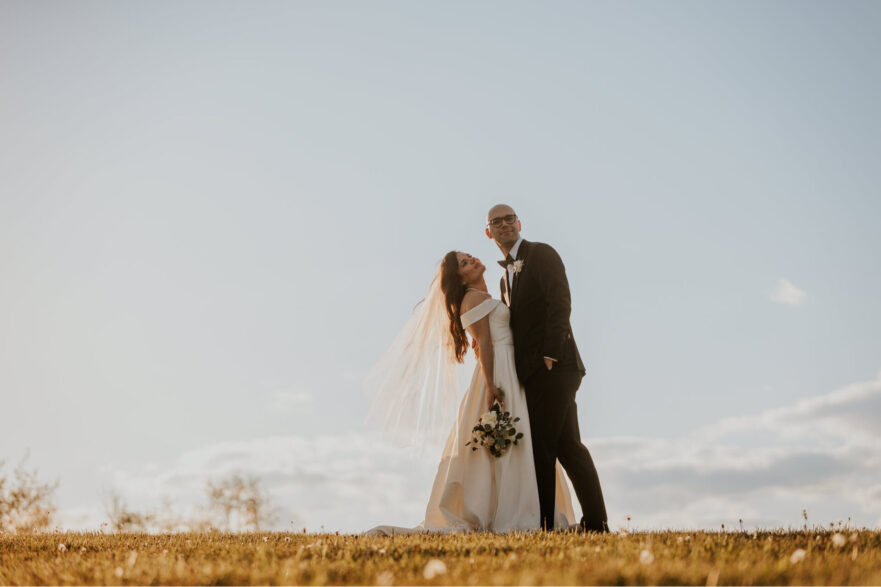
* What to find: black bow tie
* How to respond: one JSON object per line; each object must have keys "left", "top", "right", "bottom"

{"left": 497, "top": 254, "right": 515, "bottom": 269}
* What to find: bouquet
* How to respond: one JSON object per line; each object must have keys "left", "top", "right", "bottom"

{"left": 465, "top": 389, "right": 524, "bottom": 457}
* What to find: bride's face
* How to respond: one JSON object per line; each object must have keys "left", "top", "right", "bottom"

{"left": 457, "top": 252, "right": 485, "bottom": 285}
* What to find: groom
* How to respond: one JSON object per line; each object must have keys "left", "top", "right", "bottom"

{"left": 486, "top": 204, "right": 608, "bottom": 532}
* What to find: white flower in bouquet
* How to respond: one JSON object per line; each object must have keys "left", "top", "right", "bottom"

{"left": 465, "top": 388, "right": 524, "bottom": 458}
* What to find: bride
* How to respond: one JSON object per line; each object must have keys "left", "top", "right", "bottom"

{"left": 365, "top": 251, "right": 575, "bottom": 534}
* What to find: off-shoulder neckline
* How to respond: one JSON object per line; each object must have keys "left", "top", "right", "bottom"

{"left": 461, "top": 297, "right": 498, "bottom": 316}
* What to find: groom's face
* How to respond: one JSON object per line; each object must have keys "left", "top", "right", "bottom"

{"left": 485, "top": 205, "right": 521, "bottom": 248}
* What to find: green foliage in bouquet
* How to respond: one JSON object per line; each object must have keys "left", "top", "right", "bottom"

{"left": 465, "top": 389, "right": 524, "bottom": 458}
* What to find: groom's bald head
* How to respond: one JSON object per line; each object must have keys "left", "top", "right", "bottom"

{"left": 486, "top": 203, "right": 521, "bottom": 252}
{"left": 487, "top": 204, "right": 516, "bottom": 223}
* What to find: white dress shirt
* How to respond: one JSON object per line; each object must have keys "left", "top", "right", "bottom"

{"left": 506, "top": 237, "right": 524, "bottom": 292}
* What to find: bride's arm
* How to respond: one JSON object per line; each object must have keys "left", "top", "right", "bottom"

{"left": 465, "top": 317, "right": 501, "bottom": 410}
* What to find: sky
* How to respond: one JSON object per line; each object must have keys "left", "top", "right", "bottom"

{"left": 1, "top": 0, "right": 879, "bottom": 533}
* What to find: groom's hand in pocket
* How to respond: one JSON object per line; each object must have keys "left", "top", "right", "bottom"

{"left": 544, "top": 357, "right": 556, "bottom": 371}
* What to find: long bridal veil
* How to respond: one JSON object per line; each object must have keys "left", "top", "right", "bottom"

{"left": 364, "top": 270, "right": 466, "bottom": 456}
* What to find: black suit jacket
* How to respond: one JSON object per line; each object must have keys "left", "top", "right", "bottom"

{"left": 501, "top": 240, "right": 586, "bottom": 384}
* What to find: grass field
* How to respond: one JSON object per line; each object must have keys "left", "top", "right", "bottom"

{"left": 1, "top": 529, "right": 879, "bottom": 585}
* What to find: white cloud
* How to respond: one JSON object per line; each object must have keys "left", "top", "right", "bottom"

{"left": 770, "top": 278, "right": 807, "bottom": 306}
{"left": 271, "top": 391, "right": 314, "bottom": 411}
{"left": 53, "top": 372, "right": 881, "bottom": 533}
{"left": 62, "top": 434, "right": 438, "bottom": 533}
{"left": 54, "top": 505, "right": 108, "bottom": 532}
{"left": 594, "top": 371, "right": 881, "bottom": 530}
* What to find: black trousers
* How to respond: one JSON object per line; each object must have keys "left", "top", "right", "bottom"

{"left": 524, "top": 367, "right": 608, "bottom": 531}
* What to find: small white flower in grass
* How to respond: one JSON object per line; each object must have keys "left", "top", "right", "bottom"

{"left": 639, "top": 549, "right": 654, "bottom": 564}
{"left": 79, "top": 547, "right": 87, "bottom": 554}
{"left": 114, "top": 567, "right": 124, "bottom": 578}
{"left": 790, "top": 549, "right": 807, "bottom": 564}
{"left": 57, "top": 543, "right": 67, "bottom": 552}
{"left": 423, "top": 558, "right": 448, "bottom": 579}
{"left": 263, "top": 536, "right": 268, "bottom": 542}
{"left": 284, "top": 537, "right": 291, "bottom": 542}
{"left": 376, "top": 570, "right": 395, "bottom": 586}
{"left": 832, "top": 533, "right": 846, "bottom": 547}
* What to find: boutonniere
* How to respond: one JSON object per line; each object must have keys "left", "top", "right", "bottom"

{"left": 512, "top": 259, "right": 524, "bottom": 274}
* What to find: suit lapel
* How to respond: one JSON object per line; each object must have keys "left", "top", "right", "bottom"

{"left": 500, "top": 275, "right": 511, "bottom": 307}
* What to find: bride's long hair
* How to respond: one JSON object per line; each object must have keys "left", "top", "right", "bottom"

{"left": 440, "top": 250, "right": 469, "bottom": 363}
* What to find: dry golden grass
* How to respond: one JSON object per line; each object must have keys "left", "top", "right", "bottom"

{"left": 1, "top": 529, "right": 879, "bottom": 585}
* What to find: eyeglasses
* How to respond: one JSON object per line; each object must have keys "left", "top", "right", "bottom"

{"left": 487, "top": 214, "right": 518, "bottom": 228}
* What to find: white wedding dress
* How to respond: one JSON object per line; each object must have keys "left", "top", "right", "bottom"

{"left": 367, "top": 297, "right": 575, "bottom": 535}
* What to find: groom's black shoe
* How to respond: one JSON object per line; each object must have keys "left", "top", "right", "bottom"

{"left": 575, "top": 519, "right": 610, "bottom": 534}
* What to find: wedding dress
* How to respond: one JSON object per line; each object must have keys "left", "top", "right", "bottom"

{"left": 367, "top": 297, "right": 575, "bottom": 535}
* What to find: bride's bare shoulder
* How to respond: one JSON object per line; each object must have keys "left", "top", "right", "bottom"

{"left": 460, "top": 290, "right": 492, "bottom": 314}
